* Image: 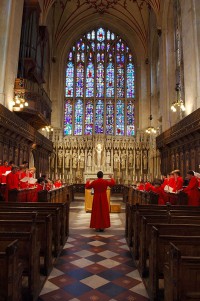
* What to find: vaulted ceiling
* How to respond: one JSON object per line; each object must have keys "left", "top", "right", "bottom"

{"left": 40, "top": 0, "right": 161, "bottom": 57}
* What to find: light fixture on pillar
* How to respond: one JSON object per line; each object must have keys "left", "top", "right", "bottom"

{"left": 171, "top": 83, "right": 185, "bottom": 112}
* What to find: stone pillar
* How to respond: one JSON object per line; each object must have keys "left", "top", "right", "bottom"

{"left": 0, "top": 0, "right": 24, "bottom": 109}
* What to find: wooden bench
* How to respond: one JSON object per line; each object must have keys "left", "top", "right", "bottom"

{"left": 0, "top": 229, "right": 40, "bottom": 301}
{"left": 0, "top": 204, "right": 62, "bottom": 256}
{"left": 148, "top": 225, "right": 200, "bottom": 301}
{"left": 132, "top": 209, "right": 168, "bottom": 259}
{"left": 164, "top": 242, "right": 200, "bottom": 301}
{"left": 0, "top": 239, "right": 23, "bottom": 301}
{"left": 139, "top": 213, "right": 200, "bottom": 277}
{"left": 0, "top": 201, "right": 69, "bottom": 247}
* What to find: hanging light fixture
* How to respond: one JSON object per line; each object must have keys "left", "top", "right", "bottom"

{"left": 42, "top": 125, "right": 54, "bottom": 132}
{"left": 13, "top": 91, "right": 29, "bottom": 111}
{"left": 171, "top": 84, "right": 185, "bottom": 112}
{"left": 145, "top": 5, "right": 157, "bottom": 135}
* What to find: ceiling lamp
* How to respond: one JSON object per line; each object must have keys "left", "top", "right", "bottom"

{"left": 171, "top": 84, "right": 185, "bottom": 112}
{"left": 145, "top": 115, "right": 157, "bottom": 134}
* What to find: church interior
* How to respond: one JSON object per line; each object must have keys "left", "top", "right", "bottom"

{"left": 0, "top": 0, "right": 200, "bottom": 300}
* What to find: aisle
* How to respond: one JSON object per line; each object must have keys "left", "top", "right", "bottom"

{"left": 38, "top": 196, "right": 149, "bottom": 301}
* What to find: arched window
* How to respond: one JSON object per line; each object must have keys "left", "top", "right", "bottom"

{"left": 64, "top": 27, "right": 135, "bottom": 136}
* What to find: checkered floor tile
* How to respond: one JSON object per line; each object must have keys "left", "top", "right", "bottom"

{"left": 38, "top": 197, "right": 149, "bottom": 301}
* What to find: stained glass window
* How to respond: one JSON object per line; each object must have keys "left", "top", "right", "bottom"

{"left": 85, "top": 100, "right": 93, "bottom": 135}
{"left": 76, "top": 63, "right": 84, "bottom": 97}
{"left": 74, "top": 99, "right": 83, "bottom": 135}
{"left": 116, "top": 100, "right": 125, "bottom": 135}
{"left": 64, "top": 27, "right": 135, "bottom": 136}
{"left": 86, "top": 62, "right": 94, "bottom": 97}
{"left": 64, "top": 100, "right": 72, "bottom": 135}
{"left": 65, "top": 62, "right": 74, "bottom": 97}
{"left": 106, "top": 100, "right": 114, "bottom": 135}
{"left": 127, "top": 100, "right": 135, "bottom": 135}
{"left": 106, "top": 63, "right": 114, "bottom": 97}
{"left": 95, "top": 100, "right": 104, "bottom": 134}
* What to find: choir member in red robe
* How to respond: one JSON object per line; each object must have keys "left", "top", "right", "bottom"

{"left": 0, "top": 160, "right": 11, "bottom": 184}
{"left": 5, "top": 166, "right": 19, "bottom": 202}
{"left": 85, "top": 171, "right": 115, "bottom": 232}
{"left": 172, "top": 170, "right": 183, "bottom": 192}
{"left": 183, "top": 170, "right": 200, "bottom": 206}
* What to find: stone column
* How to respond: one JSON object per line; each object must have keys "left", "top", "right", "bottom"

{"left": 0, "top": 0, "right": 24, "bottom": 108}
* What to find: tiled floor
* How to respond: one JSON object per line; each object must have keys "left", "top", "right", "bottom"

{"left": 38, "top": 194, "right": 149, "bottom": 301}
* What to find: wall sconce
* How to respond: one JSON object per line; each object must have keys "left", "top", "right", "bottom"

{"left": 13, "top": 92, "right": 28, "bottom": 110}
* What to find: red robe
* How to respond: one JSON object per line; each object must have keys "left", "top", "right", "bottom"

{"left": 5, "top": 172, "right": 19, "bottom": 202}
{"left": 173, "top": 176, "right": 183, "bottom": 192}
{"left": 151, "top": 186, "right": 166, "bottom": 205}
{"left": 0, "top": 165, "right": 11, "bottom": 184}
{"left": 85, "top": 178, "right": 115, "bottom": 229}
{"left": 183, "top": 176, "right": 200, "bottom": 206}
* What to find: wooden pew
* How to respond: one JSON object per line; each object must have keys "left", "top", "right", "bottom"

{"left": 0, "top": 229, "right": 40, "bottom": 301}
{"left": 0, "top": 212, "right": 53, "bottom": 275}
{"left": 0, "top": 201, "right": 69, "bottom": 246}
{"left": 0, "top": 204, "right": 62, "bottom": 257}
{"left": 139, "top": 213, "right": 200, "bottom": 277}
{"left": 0, "top": 239, "right": 23, "bottom": 301}
{"left": 148, "top": 225, "right": 200, "bottom": 301}
{"left": 132, "top": 209, "right": 168, "bottom": 259}
{"left": 164, "top": 242, "right": 200, "bottom": 301}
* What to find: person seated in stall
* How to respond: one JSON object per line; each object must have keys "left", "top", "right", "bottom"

{"left": 0, "top": 160, "right": 11, "bottom": 184}
{"left": 41, "top": 174, "right": 53, "bottom": 191}
{"left": 18, "top": 164, "right": 28, "bottom": 189}
{"left": 162, "top": 172, "right": 175, "bottom": 192}
{"left": 36, "top": 177, "right": 45, "bottom": 192}
{"left": 172, "top": 169, "right": 183, "bottom": 192}
{"left": 137, "top": 179, "right": 145, "bottom": 191}
{"left": 5, "top": 165, "right": 19, "bottom": 202}
{"left": 150, "top": 179, "right": 166, "bottom": 205}
{"left": 144, "top": 181, "right": 153, "bottom": 191}
{"left": 54, "top": 178, "right": 62, "bottom": 188}
{"left": 183, "top": 170, "right": 200, "bottom": 206}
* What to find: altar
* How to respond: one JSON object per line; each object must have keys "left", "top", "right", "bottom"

{"left": 85, "top": 188, "right": 111, "bottom": 212}
{"left": 84, "top": 172, "right": 112, "bottom": 182}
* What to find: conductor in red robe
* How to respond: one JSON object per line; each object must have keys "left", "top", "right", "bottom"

{"left": 183, "top": 170, "right": 200, "bottom": 206}
{"left": 85, "top": 171, "right": 115, "bottom": 232}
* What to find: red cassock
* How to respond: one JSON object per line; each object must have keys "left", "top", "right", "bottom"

{"left": 85, "top": 178, "right": 116, "bottom": 229}
{"left": 183, "top": 176, "right": 200, "bottom": 206}
{"left": 5, "top": 172, "right": 19, "bottom": 202}
{"left": 0, "top": 166, "right": 11, "bottom": 184}
{"left": 151, "top": 186, "right": 166, "bottom": 205}
{"left": 173, "top": 176, "right": 183, "bottom": 192}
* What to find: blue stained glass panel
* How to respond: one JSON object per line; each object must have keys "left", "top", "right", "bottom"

{"left": 127, "top": 63, "right": 135, "bottom": 98}
{"left": 106, "top": 100, "right": 114, "bottom": 135}
{"left": 64, "top": 100, "right": 72, "bottom": 135}
{"left": 95, "top": 100, "right": 104, "bottom": 134}
{"left": 117, "top": 64, "right": 125, "bottom": 97}
{"left": 76, "top": 63, "right": 84, "bottom": 97}
{"left": 127, "top": 100, "right": 135, "bottom": 136}
{"left": 65, "top": 62, "right": 74, "bottom": 97}
{"left": 116, "top": 100, "right": 125, "bottom": 135}
{"left": 74, "top": 99, "right": 83, "bottom": 135}
{"left": 96, "top": 63, "right": 104, "bottom": 97}
{"left": 86, "top": 62, "right": 94, "bottom": 97}
{"left": 97, "top": 28, "right": 105, "bottom": 42}
{"left": 85, "top": 100, "right": 93, "bottom": 135}
{"left": 106, "top": 63, "right": 114, "bottom": 97}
